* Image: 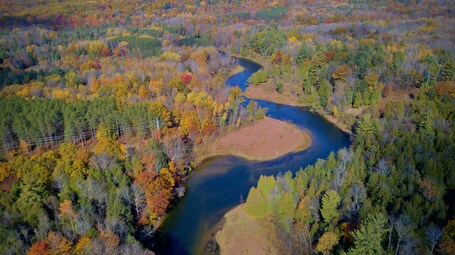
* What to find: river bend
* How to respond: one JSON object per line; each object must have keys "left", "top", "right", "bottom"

{"left": 155, "top": 58, "right": 351, "bottom": 254}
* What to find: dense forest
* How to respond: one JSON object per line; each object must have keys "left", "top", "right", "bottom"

{"left": 245, "top": 88, "right": 454, "bottom": 254}
{"left": 0, "top": 0, "right": 454, "bottom": 254}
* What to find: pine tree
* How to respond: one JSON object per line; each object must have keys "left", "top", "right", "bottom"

{"left": 348, "top": 213, "right": 388, "bottom": 255}
{"left": 419, "top": 111, "right": 435, "bottom": 136}
{"left": 321, "top": 190, "right": 341, "bottom": 225}
{"left": 357, "top": 114, "right": 375, "bottom": 137}
{"left": 296, "top": 42, "right": 311, "bottom": 65}
{"left": 318, "top": 79, "right": 332, "bottom": 108}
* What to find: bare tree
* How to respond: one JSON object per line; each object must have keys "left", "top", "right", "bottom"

{"left": 91, "top": 153, "right": 117, "bottom": 170}
{"left": 350, "top": 183, "right": 366, "bottom": 212}
{"left": 375, "top": 158, "right": 391, "bottom": 175}
{"left": 309, "top": 197, "right": 320, "bottom": 223}
{"left": 331, "top": 167, "right": 344, "bottom": 192}
{"left": 388, "top": 214, "right": 397, "bottom": 252}
{"left": 34, "top": 213, "right": 51, "bottom": 240}
{"left": 131, "top": 184, "right": 146, "bottom": 217}
{"left": 106, "top": 216, "right": 128, "bottom": 240}
{"left": 394, "top": 215, "right": 414, "bottom": 255}
{"left": 74, "top": 213, "right": 92, "bottom": 237}
{"left": 338, "top": 148, "right": 353, "bottom": 171}
{"left": 426, "top": 225, "right": 443, "bottom": 254}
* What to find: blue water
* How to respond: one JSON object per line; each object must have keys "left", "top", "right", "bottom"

{"left": 154, "top": 58, "right": 351, "bottom": 254}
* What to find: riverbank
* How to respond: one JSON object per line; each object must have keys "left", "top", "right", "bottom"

{"left": 194, "top": 117, "right": 311, "bottom": 164}
{"left": 220, "top": 64, "right": 244, "bottom": 80}
{"left": 155, "top": 54, "right": 351, "bottom": 255}
{"left": 215, "top": 204, "right": 283, "bottom": 255}
{"left": 218, "top": 48, "right": 270, "bottom": 69}
{"left": 244, "top": 81, "right": 355, "bottom": 134}
{"left": 244, "top": 80, "right": 303, "bottom": 107}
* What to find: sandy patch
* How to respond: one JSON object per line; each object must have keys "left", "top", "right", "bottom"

{"left": 194, "top": 117, "right": 311, "bottom": 163}
{"left": 216, "top": 204, "right": 283, "bottom": 255}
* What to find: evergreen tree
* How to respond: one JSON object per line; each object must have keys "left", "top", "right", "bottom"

{"left": 419, "top": 111, "right": 435, "bottom": 136}
{"left": 348, "top": 213, "right": 388, "bottom": 255}
{"left": 276, "top": 81, "right": 283, "bottom": 94}
{"left": 356, "top": 114, "right": 375, "bottom": 137}
{"left": 353, "top": 92, "right": 362, "bottom": 108}
{"left": 318, "top": 79, "right": 332, "bottom": 108}
{"left": 320, "top": 190, "right": 341, "bottom": 225}
{"left": 296, "top": 42, "right": 311, "bottom": 65}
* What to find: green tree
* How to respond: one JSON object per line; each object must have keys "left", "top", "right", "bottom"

{"left": 296, "top": 42, "right": 311, "bottom": 65}
{"left": 318, "top": 79, "right": 332, "bottom": 108}
{"left": 320, "top": 190, "right": 341, "bottom": 225}
{"left": 275, "top": 192, "right": 295, "bottom": 232}
{"left": 247, "top": 100, "right": 256, "bottom": 116}
{"left": 440, "top": 57, "right": 454, "bottom": 81}
{"left": 257, "top": 175, "right": 276, "bottom": 198}
{"left": 348, "top": 213, "right": 388, "bottom": 255}
{"left": 254, "top": 107, "right": 265, "bottom": 120}
{"left": 276, "top": 80, "right": 283, "bottom": 94}
{"left": 308, "top": 51, "right": 326, "bottom": 87}
{"left": 353, "top": 92, "right": 362, "bottom": 108}
{"left": 419, "top": 111, "right": 435, "bottom": 136}
{"left": 356, "top": 114, "right": 375, "bottom": 137}
{"left": 245, "top": 187, "right": 266, "bottom": 217}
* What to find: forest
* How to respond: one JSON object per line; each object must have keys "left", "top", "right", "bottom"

{"left": 0, "top": 0, "right": 454, "bottom": 254}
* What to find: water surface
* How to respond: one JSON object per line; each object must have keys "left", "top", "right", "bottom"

{"left": 155, "top": 58, "right": 351, "bottom": 254}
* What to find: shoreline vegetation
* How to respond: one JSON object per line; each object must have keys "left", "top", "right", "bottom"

{"left": 220, "top": 48, "right": 356, "bottom": 135}
{"left": 194, "top": 117, "right": 311, "bottom": 164}
{"left": 243, "top": 80, "right": 356, "bottom": 134}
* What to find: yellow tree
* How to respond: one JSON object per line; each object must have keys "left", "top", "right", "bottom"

{"left": 138, "top": 85, "right": 150, "bottom": 100}
{"left": 0, "top": 162, "right": 11, "bottom": 182}
{"left": 364, "top": 73, "right": 379, "bottom": 92}
{"left": 316, "top": 231, "right": 339, "bottom": 254}
{"left": 332, "top": 106, "right": 339, "bottom": 118}
{"left": 332, "top": 65, "right": 351, "bottom": 81}
{"left": 94, "top": 125, "right": 126, "bottom": 160}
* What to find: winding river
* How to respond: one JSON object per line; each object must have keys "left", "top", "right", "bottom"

{"left": 154, "top": 58, "right": 351, "bottom": 254}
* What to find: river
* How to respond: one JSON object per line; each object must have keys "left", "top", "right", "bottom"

{"left": 154, "top": 58, "right": 351, "bottom": 254}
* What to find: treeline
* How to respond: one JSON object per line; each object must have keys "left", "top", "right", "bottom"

{"left": 244, "top": 85, "right": 455, "bottom": 254}
{"left": 0, "top": 84, "right": 267, "bottom": 154}
{"left": 0, "top": 68, "right": 55, "bottom": 89}
{"left": 0, "top": 97, "right": 171, "bottom": 149}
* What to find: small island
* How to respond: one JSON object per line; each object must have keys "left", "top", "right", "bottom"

{"left": 194, "top": 117, "right": 311, "bottom": 163}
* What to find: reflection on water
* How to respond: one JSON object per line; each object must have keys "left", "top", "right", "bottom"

{"left": 154, "top": 58, "right": 351, "bottom": 255}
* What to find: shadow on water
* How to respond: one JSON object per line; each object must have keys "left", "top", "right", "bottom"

{"left": 154, "top": 57, "right": 351, "bottom": 255}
